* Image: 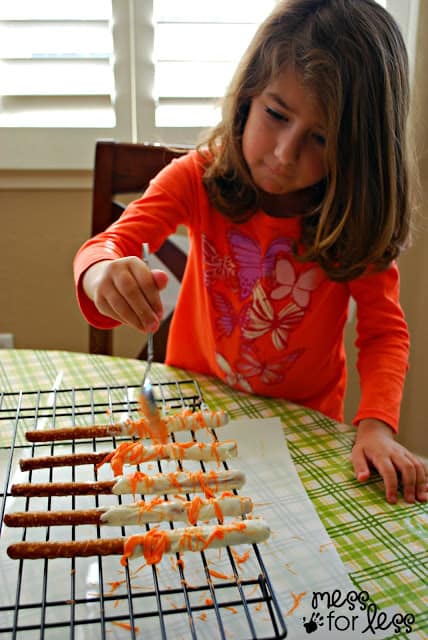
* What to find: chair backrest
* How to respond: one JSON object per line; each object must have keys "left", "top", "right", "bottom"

{"left": 89, "top": 140, "right": 189, "bottom": 361}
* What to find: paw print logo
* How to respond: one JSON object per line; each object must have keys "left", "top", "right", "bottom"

{"left": 302, "top": 612, "right": 324, "bottom": 634}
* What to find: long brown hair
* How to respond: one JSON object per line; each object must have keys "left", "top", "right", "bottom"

{"left": 197, "top": 0, "right": 413, "bottom": 281}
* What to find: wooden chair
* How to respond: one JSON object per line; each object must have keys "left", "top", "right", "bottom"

{"left": 89, "top": 140, "right": 190, "bottom": 361}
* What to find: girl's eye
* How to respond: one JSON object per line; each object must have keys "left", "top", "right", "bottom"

{"left": 265, "top": 107, "right": 285, "bottom": 122}
{"left": 313, "top": 133, "right": 326, "bottom": 146}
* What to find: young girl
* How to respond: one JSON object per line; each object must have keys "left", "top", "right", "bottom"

{"left": 74, "top": 0, "right": 427, "bottom": 504}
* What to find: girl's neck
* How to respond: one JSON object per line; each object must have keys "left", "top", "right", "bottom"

{"left": 259, "top": 184, "right": 322, "bottom": 218}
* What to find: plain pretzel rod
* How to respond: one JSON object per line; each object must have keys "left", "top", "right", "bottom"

{"left": 7, "top": 519, "right": 270, "bottom": 562}
{"left": 24, "top": 409, "right": 229, "bottom": 443}
{"left": 4, "top": 495, "right": 254, "bottom": 528}
{"left": 11, "top": 469, "right": 246, "bottom": 497}
{"left": 19, "top": 439, "right": 238, "bottom": 474}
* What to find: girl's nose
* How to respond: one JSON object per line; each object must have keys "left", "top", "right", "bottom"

{"left": 274, "top": 130, "right": 302, "bottom": 166}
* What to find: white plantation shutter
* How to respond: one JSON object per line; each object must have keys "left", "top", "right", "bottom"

{"left": 0, "top": 0, "right": 114, "bottom": 127}
{"left": 0, "top": 0, "right": 419, "bottom": 170}
{"left": 132, "top": 0, "right": 277, "bottom": 147}
{"left": 0, "top": 0, "right": 133, "bottom": 169}
{"left": 152, "top": 0, "right": 277, "bottom": 130}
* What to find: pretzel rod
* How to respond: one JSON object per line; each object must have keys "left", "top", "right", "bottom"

{"left": 24, "top": 409, "right": 229, "bottom": 443}
{"left": 25, "top": 425, "right": 122, "bottom": 443}
{"left": 4, "top": 509, "right": 102, "bottom": 527}
{"left": 7, "top": 519, "right": 270, "bottom": 562}
{"left": 19, "top": 451, "right": 109, "bottom": 471}
{"left": 11, "top": 480, "right": 115, "bottom": 497}
{"left": 10, "top": 469, "right": 245, "bottom": 498}
{"left": 4, "top": 495, "right": 253, "bottom": 528}
{"left": 19, "top": 440, "right": 238, "bottom": 474}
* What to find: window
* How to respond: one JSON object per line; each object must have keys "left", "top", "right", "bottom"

{"left": 0, "top": 0, "right": 419, "bottom": 171}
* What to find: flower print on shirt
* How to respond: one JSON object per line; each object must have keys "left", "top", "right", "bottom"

{"left": 271, "top": 259, "right": 324, "bottom": 307}
{"left": 236, "top": 345, "right": 306, "bottom": 386}
{"left": 242, "top": 281, "right": 304, "bottom": 350}
{"left": 202, "top": 234, "right": 237, "bottom": 290}
{"left": 228, "top": 230, "right": 293, "bottom": 299}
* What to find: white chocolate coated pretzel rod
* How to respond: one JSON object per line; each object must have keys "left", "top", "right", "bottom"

{"left": 19, "top": 439, "right": 237, "bottom": 474}
{"left": 4, "top": 495, "right": 253, "bottom": 528}
{"left": 10, "top": 469, "right": 246, "bottom": 497}
{"left": 7, "top": 519, "right": 270, "bottom": 562}
{"left": 24, "top": 409, "right": 229, "bottom": 443}
{"left": 112, "top": 469, "right": 246, "bottom": 496}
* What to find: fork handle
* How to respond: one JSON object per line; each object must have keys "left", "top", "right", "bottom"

{"left": 142, "top": 242, "right": 154, "bottom": 362}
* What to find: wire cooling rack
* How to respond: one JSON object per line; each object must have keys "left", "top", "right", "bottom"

{"left": 0, "top": 381, "right": 287, "bottom": 640}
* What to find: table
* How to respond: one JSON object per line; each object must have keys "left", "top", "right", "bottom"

{"left": 0, "top": 349, "right": 426, "bottom": 639}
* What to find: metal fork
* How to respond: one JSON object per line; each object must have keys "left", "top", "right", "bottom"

{"left": 140, "top": 242, "right": 157, "bottom": 415}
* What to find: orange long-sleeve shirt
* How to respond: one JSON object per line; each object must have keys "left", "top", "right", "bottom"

{"left": 74, "top": 150, "right": 409, "bottom": 430}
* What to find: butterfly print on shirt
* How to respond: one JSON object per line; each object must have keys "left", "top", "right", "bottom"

{"left": 215, "top": 352, "right": 253, "bottom": 393}
{"left": 228, "top": 230, "right": 293, "bottom": 299}
{"left": 271, "top": 259, "right": 324, "bottom": 307}
{"left": 211, "top": 291, "right": 249, "bottom": 338}
{"left": 242, "top": 282, "right": 304, "bottom": 350}
{"left": 236, "top": 345, "right": 306, "bottom": 386}
{"left": 202, "top": 235, "right": 237, "bottom": 289}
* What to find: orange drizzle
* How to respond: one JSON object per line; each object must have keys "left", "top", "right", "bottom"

{"left": 127, "top": 470, "right": 151, "bottom": 495}
{"left": 183, "top": 495, "right": 225, "bottom": 525}
{"left": 111, "top": 621, "right": 140, "bottom": 632}
{"left": 109, "top": 441, "right": 226, "bottom": 476}
{"left": 197, "top": 470, "right": 218, "bottom": 498}
{"left": 122, "top": 522, "right": 247, "bottom": 566}
{"left": 205, "top": 598, "right": 213, "bottom": 606}
{"left": 231, "top": 548, "right": 250, "bottom": 564}
{"left": 179, "top": 521, "right": 246, "bottom": 554}
{"left": 186, "top": 496, "right": 205, "bottom": 525}
{"left": 137, "top": 394, "right": 169, "bottom": 443}
{"left": 198, "top": 612, "right": 207, "bottom": 621}
{"left": 106, "top": 580, "right": 125, "bottom": 594}
{"left": 137, "top": 496, "right": 164, "bottom": 522}
{"left": 121, "top": 529, "right": 171, "bottom": 566}
{"left": 94, "top": 450, "right": 114, "bottom": 472}
{"left": 225, "top": 606, "right": 238, "bottom": 614}
{"left": 285, "top": 591, "right": 307, "bottom": 616}
{"left": 212, "top": 498, "right": 224, "bottom": 523}
{"left": 208, "top": 569, "right": 233, "bottom": 580}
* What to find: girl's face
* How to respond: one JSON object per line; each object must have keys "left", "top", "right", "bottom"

{"left": 242, "top": 67, "right": 327, "bottom": 207}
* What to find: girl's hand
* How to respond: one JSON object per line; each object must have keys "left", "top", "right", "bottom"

{"left": 82, "top": 257, "right": 169, "bottom": 333}
{"left": 352, "top": 418, "right": 427, "bottom": 504}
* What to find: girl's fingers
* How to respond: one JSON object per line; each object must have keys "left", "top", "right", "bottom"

{"left": 128, "top": 260, "right": 164, "bottom": 321}
{"left": 375, "top": 457, "right": 399, "bottom": 504}
{"left": 103, "top": 284, "right": 147, "bottom": 331}
{"left": 391, "top": 453, "right": 416, "bottom": 503}
{"left": 101, "top": 259, "right": 162, "bottom": 330}
{"left": 404, "top": 454, "right": 427, "bottom": 503}
{"left": 415, "top": 458, "right": 428, "bottom": 502}
{"left": 351, "top": 446, "right": 371, "bottom": 482}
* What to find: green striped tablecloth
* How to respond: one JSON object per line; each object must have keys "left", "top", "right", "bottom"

{"left": 0, "top": 349, "right": 426, "bottom": 639}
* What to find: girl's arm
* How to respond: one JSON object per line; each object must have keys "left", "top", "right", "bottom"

{"left": 349, "top": 265, "right": 427, "bottom": 503}
{"left": 74, "top": 151, "right": 201, "bottom": 330}
{"left": 352, "top": 418, "right": 427, "bottom": 504}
